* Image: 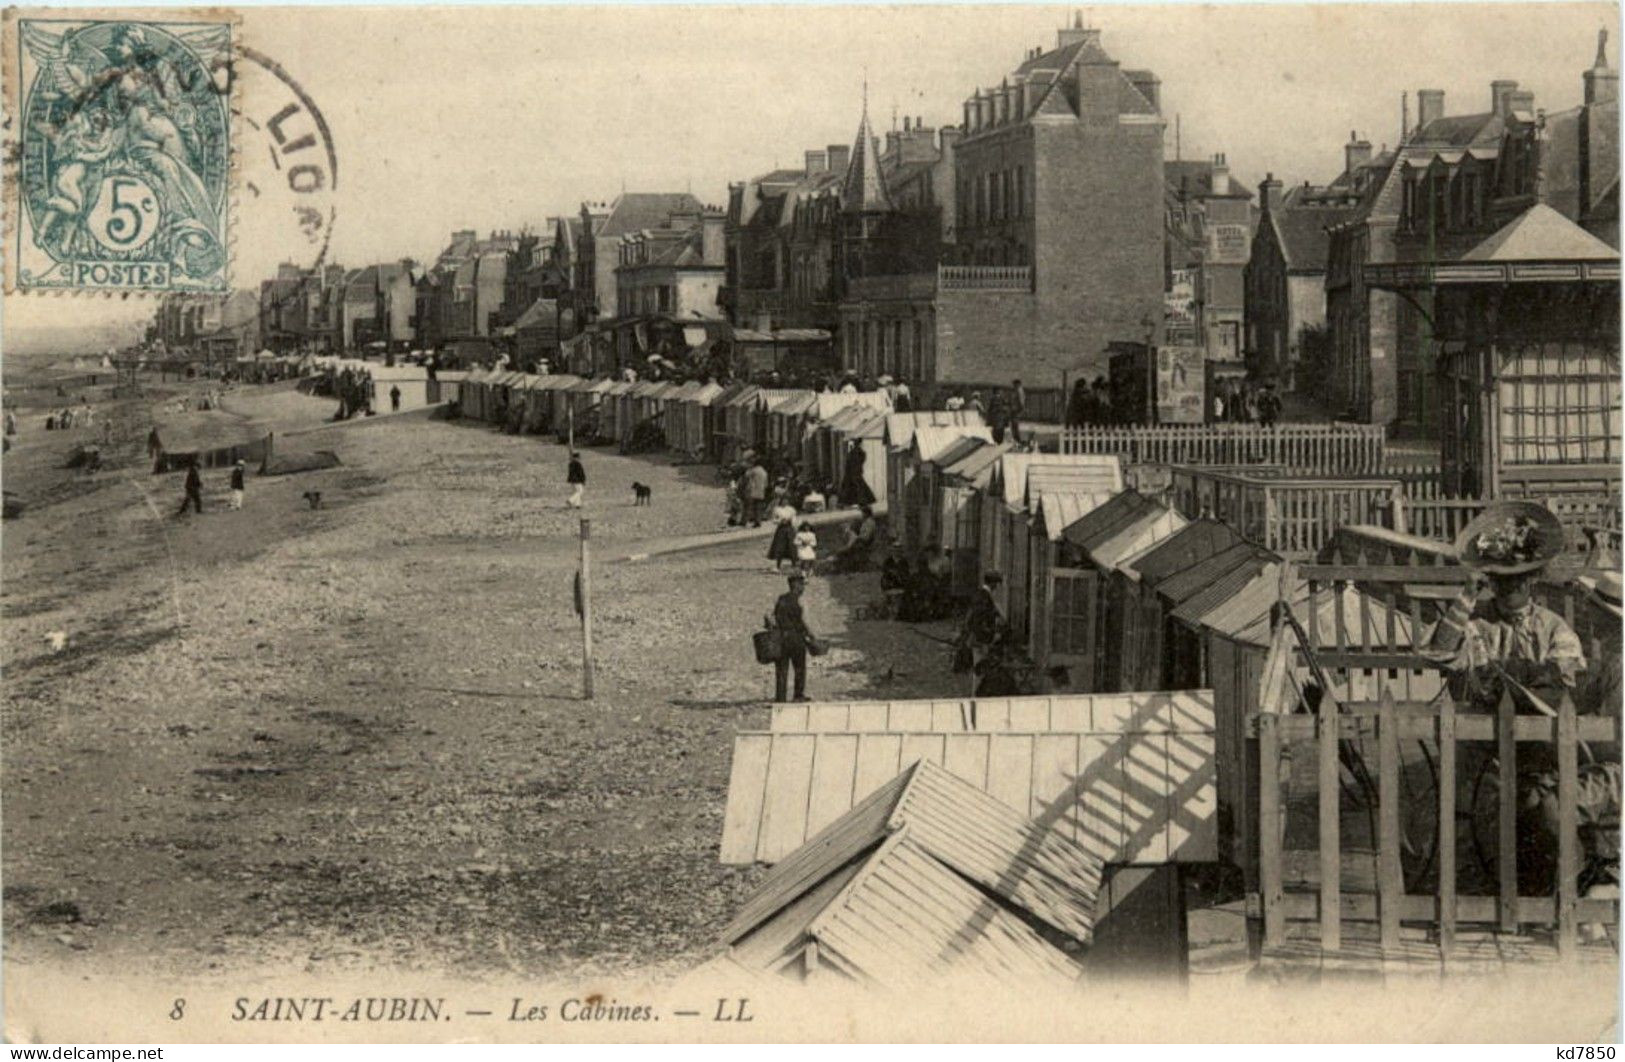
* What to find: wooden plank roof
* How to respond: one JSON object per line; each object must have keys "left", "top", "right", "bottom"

{"left": 723, "top": 691, "right": 1218, "bottom": 869}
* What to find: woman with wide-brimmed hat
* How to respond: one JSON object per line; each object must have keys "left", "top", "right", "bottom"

{"left": 1426, "top": 501, "right": 1586, "bottom": 705}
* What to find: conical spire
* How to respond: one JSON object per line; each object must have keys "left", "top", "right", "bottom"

{"left": 841, "top": 85, "right": 892, "bottom": 214}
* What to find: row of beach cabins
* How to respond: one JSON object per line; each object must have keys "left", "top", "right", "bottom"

{"left": 284, "top": 359, "right": 1620, "bottom": 980}
{"left": 711, "top": 422, "right": 1620, "bottom": 985}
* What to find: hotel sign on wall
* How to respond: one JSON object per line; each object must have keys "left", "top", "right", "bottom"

{"left": 1206, "top": 224, "right": 1250, "bottom": 264}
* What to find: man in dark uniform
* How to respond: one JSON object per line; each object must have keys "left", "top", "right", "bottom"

{"left": 773, "top": 573, "right": 816, "bottom": 703}
{"left": 566, "top": 451, "right": 587, "bottom": 508}
{"left": 176, "top": 460, "right": 203, "bottom": 516}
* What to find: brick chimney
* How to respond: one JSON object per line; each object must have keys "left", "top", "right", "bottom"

{"left": 1345, "top": 131, "right": 1373, "bottom": 175}
{"left": 827, "top": 143, "right": 851, "bottom": 175}
{"left": 1126, "top": 69, "right": 1161, "bottom": 112}
{"left": 1586, "top": 28, "right": 1618, "bottom": 105}
{"left": 1211, "top": 153, "right": 1231, "bottom": 195}
{"left": 1259, "top": 174, "right": 1283, "bottom": 215}
{"left": 804, "top": 149, "right": 828, "bottom": 177}
{"left": 1491, "top": 79, "right": 1519, "bottom": 118}
{"left": 1507, "top": 89, "right": 1535, "bottom": 117}
{"left": 700, "top": 212, "right": 725, "bottom": 266}
{"left": 1056, "top": 9, "right": 1091, "bottom": 48}
{"left": 1416, "top": 89, "right": 1445, "bottom": 131}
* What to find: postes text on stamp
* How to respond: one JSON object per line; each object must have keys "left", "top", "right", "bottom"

{"left": 6, "top": 12, "right": 234, "bottom": 294}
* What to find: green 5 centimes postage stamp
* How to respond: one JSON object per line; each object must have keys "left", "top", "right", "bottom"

{"left": 4, "top": 10, "right": 236, "bottom": 294}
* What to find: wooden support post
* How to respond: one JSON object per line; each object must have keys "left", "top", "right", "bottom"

{"left": 1437, "top": 690, "right": 1458, "bottom": 961}
{"left": 1259, "top": 711, "right": 1285, "bottom": 950}
{"left": 579, "top": 518, "right": 594, "bottom": 700}
{"left": 1497, "top": 688, "right": 1519, "bottom": 933}
{"left": 1318, "top": 676, "right": 1341, "bottom": 952}
{"left": 1377, "top": 689, "right": 1403, "bottom": 953}
{"left": 1556, "top": 693, "right": 1579, "bottom": 958}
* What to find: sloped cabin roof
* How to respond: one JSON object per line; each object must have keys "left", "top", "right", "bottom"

{"left": 1125, "top": 519, "right": 1244, "bottom": 586}
{"left": 884, "top": 409, "right": 987, "bottom": 451}
{"left": 721, "top": 759, "right": 1101, "bottom": 986}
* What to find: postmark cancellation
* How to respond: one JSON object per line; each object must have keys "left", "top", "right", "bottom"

{"left": 3, "top": 8, "right": 237, "bottom": 295}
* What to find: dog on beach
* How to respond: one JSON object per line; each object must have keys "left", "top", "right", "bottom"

{"left": 631, "top": 482, "right": 652, "bottom": 506}
{"left": 302, "top": 491, "right": 324, "bottom": 510}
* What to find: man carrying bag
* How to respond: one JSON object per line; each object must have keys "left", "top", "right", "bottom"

{"left": 761, "top": 573, "right": 819, "bottom": 703}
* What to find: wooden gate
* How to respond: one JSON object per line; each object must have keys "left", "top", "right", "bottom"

{"left": 1250, "top": 624, "right": 1620, "bottom": 968}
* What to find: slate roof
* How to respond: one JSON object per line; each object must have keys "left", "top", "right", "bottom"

{"left": 1165, "top": 160, "right": 1255, "bottom": 201}
{"left": 599, "top": 193, "right": 706, "bottom": 239}
{"left": 842, "top": 109, "right": 892, "bottom": 213}
{"left": 1272, "top": 205, "right": 1360, "bottom": 271}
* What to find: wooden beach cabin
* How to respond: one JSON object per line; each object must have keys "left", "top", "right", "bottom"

{"left": 936, "top": 439, "right": 1013, "bottom": 592}
{"left": 721, "top": 691, "right": 1221, "bottom": 980}
{"left": 883, "top": 410, "right": 987, "bottom": 549}
{"left": 1044, "top": 491, "right": 1186, "bottom": 692}
{"left": 899, "top": 425, "right": 994, "bottom": 552}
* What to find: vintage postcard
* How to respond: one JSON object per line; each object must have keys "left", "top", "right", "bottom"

{"left": 1, "top": 0, "right": 1620, "bottom": 1045}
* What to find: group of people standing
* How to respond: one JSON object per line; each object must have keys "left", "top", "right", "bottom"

{"left": 1211, "top": 379, "right": 1283, "bottom": 427}
{"left": 174, "top": 458, "right": 247, "bottom": 516}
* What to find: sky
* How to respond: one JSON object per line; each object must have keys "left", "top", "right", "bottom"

{"left": 3, "top": 0, "right": 1614, "bottom": 353}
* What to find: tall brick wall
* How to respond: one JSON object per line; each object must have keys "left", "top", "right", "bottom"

{"left": 934, "top": 117, "right": 1164, "bottom": 388}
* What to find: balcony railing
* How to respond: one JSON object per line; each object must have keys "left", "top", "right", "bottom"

{"left": 937, "top": 265, "right": 1032, "bottom": 292}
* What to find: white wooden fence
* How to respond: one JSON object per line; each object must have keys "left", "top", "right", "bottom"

{"left": 1059, "top": 422, "right": 1386, "bottom": 475}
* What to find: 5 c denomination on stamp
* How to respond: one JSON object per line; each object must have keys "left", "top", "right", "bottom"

{"left": 4, "top": 9, "right": 235, "bottom": 294}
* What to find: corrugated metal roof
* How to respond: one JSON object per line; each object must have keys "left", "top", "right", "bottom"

{"left": 768, "top": 392, "right": 817, "bottom": 417}
{"left": 723, "top": 384, "right": 761, "bottom": 407}
{"left": 1037, "top": 492, "right": 1116, "bottom": 541}
{"left": 1155, "top": 543, "right": 1277, "bottom": 607}
{"left": 912, "top": 425, "right": 993, "bottom": 463}
{"left": 532, "top": 374, "right": 581, "bottom": 391}
{"left": 1026, "top": 461, "right": 1126, "bottom": 507}
{"left": 815, "top": 391, "right": 891, "bottom": 420}
{"left": 601, "top": 380, "right": 634, "bottom": 396}
{"left": 722, "top": 760, "right": 1104, "bottom": 986}
{"left": 822, "top": 404, "right": 873, "bottom": 432}
{"left": 997, "top": 453, "right": 1125, "bottom": 510}
{"left": 690, "top": 382, "right": 725, "bottom": 404}
{"left": 941, "top": 440, "right": 1012, "bottom": 489}
{"left": 845, "top": 410, "right": 888, "bottom": 439}
{"left": 1171, "top": 562, "right": 1277, "bottom": 628}
{"left": 1126, "top": 520, "right": 1243, "bottom": 585}
{"left": 1089, "top": 509, "right": 1189, "bottom": 573}
{"left": 884, "top": 409, "right": 986, "bottom": 451}
{"left": 1059, "top": 490, "right": 1161, "bottom": 550}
